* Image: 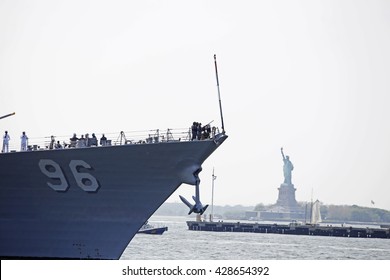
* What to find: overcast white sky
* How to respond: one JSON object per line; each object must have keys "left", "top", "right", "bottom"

{"left": 1, "top": 0, "right": 390, "bottom": 210}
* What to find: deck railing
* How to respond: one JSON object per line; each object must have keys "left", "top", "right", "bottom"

{"left": 2, "top": 127, "right": 221, "bottom": 153}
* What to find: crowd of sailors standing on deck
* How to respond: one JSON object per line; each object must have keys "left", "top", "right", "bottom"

{"left": 1, "top": 130, "right": 110, "bottom": 152}
{"left": 68, "top": 133, "right": 106, "bottom": 148}
{"left": 191, "top": 122, "right": 217, "bottom": 141}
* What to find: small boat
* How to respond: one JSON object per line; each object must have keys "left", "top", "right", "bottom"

{"left": 137, "top": 221, "right": 168, "bottom": 235}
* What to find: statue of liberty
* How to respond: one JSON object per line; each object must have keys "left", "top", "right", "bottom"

{"left": 281, "top": 147, "right": 294, "bottom": 185}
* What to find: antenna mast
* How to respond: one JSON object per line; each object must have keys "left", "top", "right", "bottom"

{"left": 214, "top": 54, "right": 225, "bottom": 134}
{"left": 0, "top": 112, "right": 15, "bottom": 120}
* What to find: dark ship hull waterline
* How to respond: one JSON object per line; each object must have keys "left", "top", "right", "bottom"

{"left": 0, "top": 132, "right": 227, "bottom": 259}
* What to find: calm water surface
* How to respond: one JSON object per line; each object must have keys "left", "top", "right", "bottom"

{"left": 121, "top": 216, "right": 390, "bottom": 260}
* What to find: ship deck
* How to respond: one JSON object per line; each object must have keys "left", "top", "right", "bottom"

{"left": 2, "top": 127, "right": 221, "bottom": 153}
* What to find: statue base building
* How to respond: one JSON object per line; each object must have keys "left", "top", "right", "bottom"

{"left": 276, "top": 183, "right": 299, "bottom": 210}
{"left": 255, "top": 183, "right": 304, "bottom": 221}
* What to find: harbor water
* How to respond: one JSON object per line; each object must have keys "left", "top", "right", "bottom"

{"left": 121, "top": 215, "right": 390, "bottom": 260}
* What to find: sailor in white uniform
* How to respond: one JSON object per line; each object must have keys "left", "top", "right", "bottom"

{"left": 2, "top": 131, "right": 10, "bottom": 153}
{"left": 20, "top": 131, "right": 28, "bottom": 151}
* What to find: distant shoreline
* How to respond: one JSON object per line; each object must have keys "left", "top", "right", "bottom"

{"left": 156, "top": 202, "right": 390, "bottom": 225}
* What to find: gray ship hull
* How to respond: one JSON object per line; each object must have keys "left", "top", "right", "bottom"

{"left": 0, "top": 134, "right": 227, "bottom": 259}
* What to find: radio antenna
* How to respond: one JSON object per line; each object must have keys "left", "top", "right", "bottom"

{"left": 214, "top": 54, "right": 225, "bottom": 134}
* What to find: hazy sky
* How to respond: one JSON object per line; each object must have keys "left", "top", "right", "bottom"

{"left": 1, "top": 0, "right": 390, "bottom": 210}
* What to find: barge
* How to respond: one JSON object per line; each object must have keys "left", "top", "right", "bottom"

{"left": 186, "top": 221, "right": 390, "bottom": 239}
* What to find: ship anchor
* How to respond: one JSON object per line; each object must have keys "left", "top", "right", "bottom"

{"left": 179, "top": 169, "right": 209, "bottom": 215}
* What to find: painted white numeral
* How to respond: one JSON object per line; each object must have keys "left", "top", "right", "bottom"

{"left": 39, "top": 159, "right": 100, "bottom": 192}
{"left": 38, "top": 159, "right": 69, "bottom": 191}
{"left": 69, "top": 160, "right": 99, "bottom": 192}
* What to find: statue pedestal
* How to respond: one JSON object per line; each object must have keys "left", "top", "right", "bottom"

{"left": 276, "top": 183, "right": 299, "bottom": 210}
{"left": 259, "top": 183, "right": 304, "bottom": 221}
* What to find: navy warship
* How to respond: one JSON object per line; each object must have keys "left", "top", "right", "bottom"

{"left": 0, "top": 56, "right": 227, "bottom": 259}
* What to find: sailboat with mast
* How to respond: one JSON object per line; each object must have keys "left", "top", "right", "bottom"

{"left": 310, "top": 199, "right": 322, "bottom": 225}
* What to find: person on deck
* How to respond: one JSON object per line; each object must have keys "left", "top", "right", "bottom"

{"left": 69, "top": 133, "right": 78, "bottom": 148}
{"left": 100, "top": 134, "right": 107, "bottom": 146}
{"left": 191, "top": 122, "right": 197, "bottom": 141}
{"left": 55, "top": 141, "right": 63, "bottom": 149}
{"left": 2, "top": 131, "right": 10, "bottom": 153}
{"left": 49, "top": 136, "right": 56, "bottom": 150}
{"left": 20, "top": 131, "right": 28, "bottom": 151}
{"left": 90, "top": 133, "right": 98, "bottom": 146}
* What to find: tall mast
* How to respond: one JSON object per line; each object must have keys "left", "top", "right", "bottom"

{"left": 310, "top": 188, "right": 313, "bottom": 224}
{"left": 210, "top": 167, "right": 217, "bottom": 221}
{"left": 214, "top": 54, "right": 225, "bottom": 134}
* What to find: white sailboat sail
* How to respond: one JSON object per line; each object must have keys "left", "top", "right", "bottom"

{"left": 311, "top": 199, "right": 322, "bottom": 224}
